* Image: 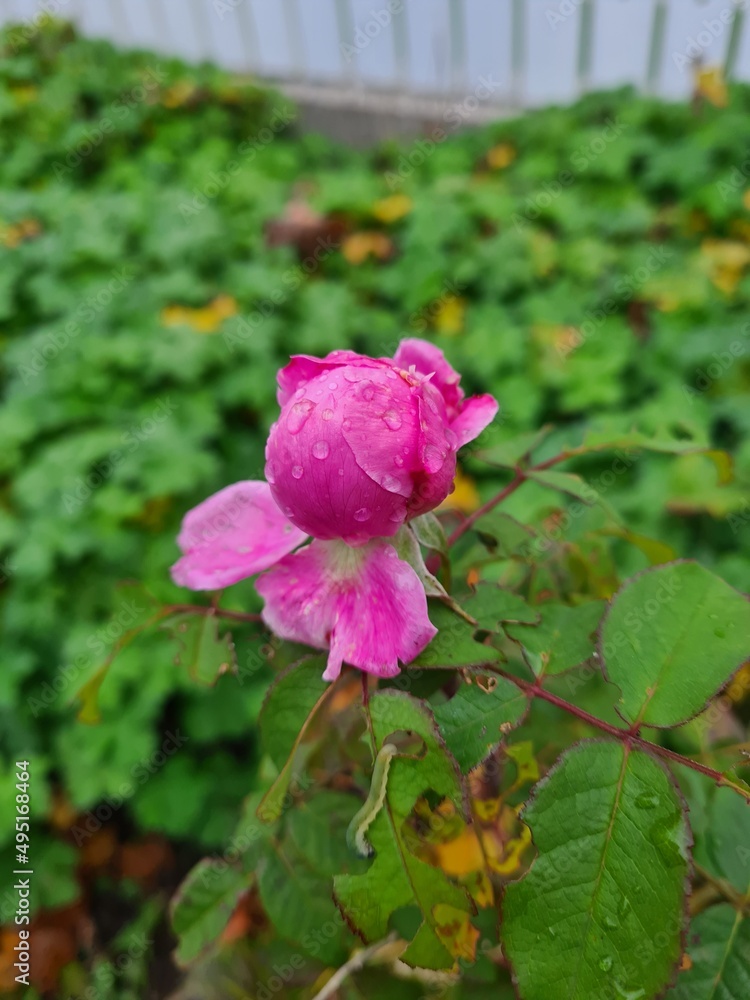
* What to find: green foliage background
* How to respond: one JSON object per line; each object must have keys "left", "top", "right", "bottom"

{"left": 1, "top": 20, "right": 749, "bottom": 997}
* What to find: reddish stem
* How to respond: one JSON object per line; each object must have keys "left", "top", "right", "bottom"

{"left": 446, "top": 449, "right": 571, "bottom": 547}
{"left": 489, "top": 664, "right": 747, "bottom": 794}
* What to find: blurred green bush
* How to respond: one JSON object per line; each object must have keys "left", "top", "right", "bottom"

{"left": 0, "top": 20, "right": 748, "bottom": 919}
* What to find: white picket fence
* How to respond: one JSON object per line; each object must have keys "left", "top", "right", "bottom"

{"left": 2, "top": 0, "right": 749, "bottom": 109}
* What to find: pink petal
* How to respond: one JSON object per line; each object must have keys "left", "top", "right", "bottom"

{"left": 450, "top": 394, "right": 498, "bottom": 448}
{"left": 255, "top": 539, "right": 437, "bottom": 681}
{"left": 171, "top": 481, "right": 307, "bottom": 590}
{"left": 276, "top": 351, "right": 385, "bottom": 407}
{"left": 393, "top": 338, "right": 464, "bottom": 417}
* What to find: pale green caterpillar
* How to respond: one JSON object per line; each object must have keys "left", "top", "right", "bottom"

{"left": 347, "top": 742, "right": 399, "bottom": 858}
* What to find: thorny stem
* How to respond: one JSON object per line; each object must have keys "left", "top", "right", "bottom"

{"left": 446, "top": 450, "right": 569, "bottom": 547}
{"left": 486, "top": 663, "right": 750, "bottom": 802}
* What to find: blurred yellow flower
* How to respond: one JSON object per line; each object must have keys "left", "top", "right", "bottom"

{"left": 487, "top": 143, "right": 516, "bottom": 170}
{"left": 434, "top": 294, "right": 466, "bottom": 335}
{"left": 695, "top": 65, "right": 728, "bottom": 108}
{"left": 439, "top": 467, "right": 480, "bottom": 513}
{"left": 341, "top": 231, "right": 393, "bottom": 264}
{"left": 372, "top": 193, "right": 412, "bottom": 223}
{"left": 160, "top": 294, "right": 237, "bottom": 333}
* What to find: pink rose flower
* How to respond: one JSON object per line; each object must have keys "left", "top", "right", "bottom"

{"left": 171, "top": 339, "right": 497, "bottom": 681}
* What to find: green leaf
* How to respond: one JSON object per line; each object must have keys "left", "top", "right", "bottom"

{"left": 334, "top": 691, "right": 474, "bottom": 970}
{"left": 505, "top": 601, "right": 606, "bottom": 676}
{"left": 466, "top": 585, "right": 540, "bottom": 626}
{"left": 600, "top": 561, "right": 750, "bottom": 727}
{"left": 433, "top": 677, "right": 528, "bottom": 772}
{"left": 475, "top": 426, "right": 554, "bottom": 468}
{"left": 670, "top": 906, "right": 750, "bottom": 1000}
{"left": 526, "top": 469, "right": 596, "bottom": 504}
{"left": 257, "top": 846, "right": 349, "bottom": 965}
{"left": 412, "top": 603, "right": 501, "bottom": 669}
{"left": 503, "top": 741, "right": 690, "bottom": 1000}
{"left": 472, "top": 510, "right": 536, "bottom": 557}
{"left": 257, "top": 655, "right": 334, "bottom": 822}
{"left": 704, "top": 787, "right": 750, "bottom": 891}
{"left": 287, "top": 791, "right": 368, "bottom": 877}
{"left": 168, "top": 611, "right": 237, "bottom": 686}
{"left": 170, "top": 858, "right": 249, "bottom": 965}
{"left": 410, "top": 512, "right": 448, "bottom": 556}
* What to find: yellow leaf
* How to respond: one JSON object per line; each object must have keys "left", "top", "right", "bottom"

{"left": 487, "top": 823, "right": 532, "bottom": 875}
{"left": 695, "top": 65, "right": 728, "bottom": 108}
{"left": 341, "top": 231, "right": 393, "bottom": 265}
{"left": 372, "top": 194, "right": 412, "bottom": 224}
{"left": 439, "top": 467, "right": 480, "bottom": 514}
{"left": 160, "top": 294, "right": 237, "bottom": 333}
{"left": 0, "top": 218, "right": 41, "bottom": 248}
{"left": 432, "top": 904, "right": 480, "bottom": 962}
{"left": 473, "top": 797, "right": 502, "bottom": 823}
{"left": 700, "top": 238, "right": 750, "bottom": 294}
{"left": 161, "top": 79, "right": 197, "bottom": 108}
{"left": 431, "top": 826, "right": 486, "bottom": 876}
{"left": 459, "top": 869, "right": 494, "bottom": 908}
{"left": 487, "top": 143, "right": 516, "bottom": 170}
{"left": 504, "top": 741, "right": 540, "bottom": 787}
{"left": 434, "top": 294, "right": 465, "bottom": 335}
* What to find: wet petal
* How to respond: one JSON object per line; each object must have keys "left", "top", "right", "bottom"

{"left": 450, "top": 394, "right": 498, "bottom": 447}
{"left": 171, "top": 481, "right": 307, "bottom": 590}
{"left": 393, "top": 338, "right": 464, "bottom": 417}
{"left": 276, "top": 351, "right": 385, "bottom": 407}
{"left": 255, "top": 539, "right": 437, "bottom": 681}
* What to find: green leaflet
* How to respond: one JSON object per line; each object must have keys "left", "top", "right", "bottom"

{"left": 670, "top": 906, "right": 750, "bottom": 1000}
{"left": 600, "top": 561, "right": 750, "bottom": 727}
{"left": 503, "top": 740, "right": 690, "bottom": 1000}
{"left": 334, "top": 691, "right": 474, "bottom": 970}
{"left": 433, "top": 677, "right": 528, "bottom": 772}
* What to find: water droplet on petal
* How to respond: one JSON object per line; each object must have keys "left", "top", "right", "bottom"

{"left": 426, "top": 395, "right": 439, "bottom": 414}
{"left": 283, "top": 505, "right": 294, "bottom": 517}
{"left": 292, "top": 465, "right": 304, "bottom": 480}
{"left": 389, "top": 508, "right": 406, "bottom": 523}
{"left": 422, "top": 444, "right": 446, "bottom": 473}
{"left": 342, "top": 418, "right": 352, "bottom": 431}
{"left": 445, "top": 428, "right": 458, "bottom": 451}
{"left": 379, "top": 473, "right": 403, "bottom": 493}
{"left": 382, "top": 409, "right": 402, "bottom": 430}
{"left": 322, "top": 408, "right": 334, "bottom": 421}
{"left": 294, "top": 387, "right": 305, "bottom": 399}
{"left": 264, "top": 460, "right": 276, "bottom": 484}
{"left": 288, "top": 399, "right": 315, "bottom": 434}
{"left": 360, "top": 382, "right": 375, "bottom": 402}
{"left": 394, "top": 455, "right": 404, "bottom": 467}
{"left": 353, "top": 507, "right": 372, "bottom": 522}
{"left": 337, "top": 468, "right": 344, "bottom": 476}
{"left": 312, "top": 440, "right": 330, "bottom": 460}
